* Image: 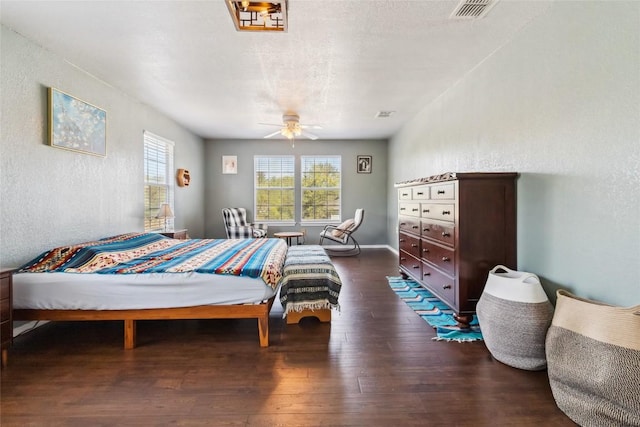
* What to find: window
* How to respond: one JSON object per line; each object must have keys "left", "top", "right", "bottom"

{"left": 254, "top": 156, "right": 295, "bottom": 222}
{"left": 301, "top": 156, "right": 341, "bottom": 222}
{"left": 144, "top": 131, "right": 174, "bottom": 231}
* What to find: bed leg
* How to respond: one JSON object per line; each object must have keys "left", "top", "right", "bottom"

{"left": 124, "top": 319, "right": 136, "bottom": 350}
{"left": 257, "top": 316, "right": 269, "bottom": 347}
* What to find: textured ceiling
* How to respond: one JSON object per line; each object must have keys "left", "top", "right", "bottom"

{"left": 0, "top": 1, "right": 552, "bottom": 140}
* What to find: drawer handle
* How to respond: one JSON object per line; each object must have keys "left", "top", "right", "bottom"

{"left": 423, "top": 209, "right": 430, "bottom": 213}
{"left": 423, "top": 227, "right": 430, "bottom": 232}
{"left": 437, "top": 190, "right": 445, "bottom": 195}
{"left": 400, "top": 257, "right": 406, "bottom": 261}
{"left": 411, "top": 243, "right": 418, "bottom": 248}
{"left": 412, "top": 225, "right": 419, "bottom": 229}
{"left": 442, "top": 232, "right": 450, "bottom": 237}
{"left": 399, "top": 239, "right": 406, "bottom": 242}
{"left": 442, "top": 210, "right": 451, "bottom": 215}
{"left": 412, "top": 208, "right": 419, "bottom": 212}
{"left": 422, "top": 248, "right": 429, "bottom": 253}
{"left": 400, "top": 207, "right": 406, "bottom": 211}
{"left": 443, "top": 285, "right": 452, "bottom": 290}
{"left": 413, "top": 265, "right": 420, "bottom": 269}
{"left": 423, "top": 272, "right": 431, "bottom": 277}
{"left": 402, "top": 192, "right": 409, "bottom": 197}
{"left": 400, "top": 222, "right": 406, "bottom": 226}
{"left": 416, "top": 192, "right": 424, "bottom": 196}
{"left": 442, "top": 257, "right": 450, "bottom": 262}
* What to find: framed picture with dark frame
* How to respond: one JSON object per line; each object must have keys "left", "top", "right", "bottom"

{"left": 357, "top": 155, "right": 372, "bottom": 174}
{"left": 48, "top": 87, "right": 106, "bottom": 156}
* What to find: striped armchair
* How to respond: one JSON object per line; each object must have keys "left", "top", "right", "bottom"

{"left": 222, "top": 208, "right": 268, "bottom": 239}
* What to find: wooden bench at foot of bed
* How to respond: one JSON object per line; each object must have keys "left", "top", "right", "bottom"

{"left": 279, "top": 245, "right": 342, "bottom": 325}
{"left": 13, "top": 296, "right": 276, "bottom": 349}
{"left": 286, "top": 308, "right": 332, "bottom": 324}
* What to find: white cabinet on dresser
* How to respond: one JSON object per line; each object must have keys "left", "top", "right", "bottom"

{"left": 396, "top": 172, "right": 518, "bottom": 327}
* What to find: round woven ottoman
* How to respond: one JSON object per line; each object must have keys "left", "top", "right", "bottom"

{"left": 476, "top": 265, "right": 553, "bottom": 371}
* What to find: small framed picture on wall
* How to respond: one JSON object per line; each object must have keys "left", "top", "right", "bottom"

{"left": 222, "top": 155, "right": 237, "bottom": 174}
{"left": 357, "top": 155, "right": 372, "bottom": 174}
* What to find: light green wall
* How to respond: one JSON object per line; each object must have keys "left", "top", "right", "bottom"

{"left": 387, "top": 2, "right": 640, "bottom": 306}
{"left": 0, "top": 26, "right": 206, "bottom": 267}
{"left": 204, "top": 138, "right": 388, "bottom": 245}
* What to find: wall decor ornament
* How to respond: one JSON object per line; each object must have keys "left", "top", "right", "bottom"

{"left": 357, "top": 155, "right": 372, "bottom": 174}
{"left": 48, "top": 87, "right": 106, "bottom": 156}
{"left": 223, "top": 155, "right": 237, "bottom": 174}
{"left": 177, "top": 169, "right": 190, "bottom": 187}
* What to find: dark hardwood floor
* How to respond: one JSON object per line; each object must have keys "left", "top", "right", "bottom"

{"left": 1, "top": 248, "right": 575, "bottom": 426}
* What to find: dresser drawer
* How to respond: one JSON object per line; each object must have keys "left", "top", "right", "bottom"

{"left": 412, "top": 186, "right": 430, "bottom": 200}
{"left": 421, "top": 240, "right": 456, "bottom": 276}
{"left": 399, "top": 233, "right": 421, "bottom": 259}
{"left": 421, "top": 203, "right": 455, "bottom": 222}
{"left": 400, "top": 252, "right": 422, "bottom": 277}
{"left": 398, "top": 188, "right": 412, "bottom": 200}
{"left": 0, "top": 320, "right": 11, "bottom": 345}
{"left": 421, "top": 262, "right": 456, "bottom": 307}
{"left": 399, "top": 217, "right": 421, "bottom": 235}
{"left": 0, "top": 298, "right": 9, "bottom": 322}
{"left": 399, "top": 202, "right": 421, "bottom": 218}
{"left": 421, "top": 220, "right": 455, "bottom": 246}
{"left": 0, "top": 278, "right": 9, "bottom": 300}
{"left": 430, "top": 183, "right": 455, "bottom": 200}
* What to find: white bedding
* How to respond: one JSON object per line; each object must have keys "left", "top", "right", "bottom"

{"left": 13, "top": 272, "right": 276, "bottom": 311}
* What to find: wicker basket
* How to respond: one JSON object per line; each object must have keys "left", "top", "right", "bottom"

{"left": 476, "top": 265, "right": 553, "bottom": 371}
{"left": 546, "top": 290, "right": 640, "bottom": 427}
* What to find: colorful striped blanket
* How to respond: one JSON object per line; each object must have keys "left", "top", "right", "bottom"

{"left": 279, "top": 245, "right": 342, "bottom": 317}
{"left": 18, "top": 233, "right": 288, "bottom": 289}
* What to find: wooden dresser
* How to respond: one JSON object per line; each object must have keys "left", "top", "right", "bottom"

{"left": 1, "top": 268, "right": 14, "bottom": 367}
{"left": 396, "top": 172, "right": 518, "bottom": 326}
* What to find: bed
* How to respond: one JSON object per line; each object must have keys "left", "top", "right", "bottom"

{"left": 12, "top": 232, "right": 288, "bottom": 348}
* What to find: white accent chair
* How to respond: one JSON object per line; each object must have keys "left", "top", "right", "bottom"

{"left": 318, "top": 209, "right": 364, "bottom": 256}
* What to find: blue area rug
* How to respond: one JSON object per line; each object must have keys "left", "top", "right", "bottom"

{"left": 387, "top": 276, "right": 483, "bottom": 342}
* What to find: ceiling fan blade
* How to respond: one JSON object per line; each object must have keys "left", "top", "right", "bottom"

{"left": 263, "top": 130, "right": 282, "bottom": 139}
{"left": 258, "top": 123, "right": 284, "bottom": 127}
{"left": 301, "top": 131, "right": 319, "bottom": 140}
{"left": 300, "top": 124, "right": 323, "bottom": 130}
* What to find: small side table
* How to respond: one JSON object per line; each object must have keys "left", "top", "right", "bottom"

{"left": 158, "top": 229, "right": 188, "bottom": 239}
{"left": 1, "top": 268, "right": 14, "bottom": 368}
{"left": 274, "top": 231, "right": 305, "bottom": 246}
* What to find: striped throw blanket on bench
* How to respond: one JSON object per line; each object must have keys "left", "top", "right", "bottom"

{"left": 279, "top": 245, "right": 342, "bottom": 317}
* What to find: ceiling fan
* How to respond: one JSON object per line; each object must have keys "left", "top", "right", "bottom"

{"left": 260, "top": 114, "right": 322, "bottom": 143}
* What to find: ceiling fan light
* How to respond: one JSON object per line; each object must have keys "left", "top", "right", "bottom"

{"left": 225, "top": 0, "right": 288, "bottom": 32}
{"left": 281, "top": 128, "right": 294, "bottom": 139}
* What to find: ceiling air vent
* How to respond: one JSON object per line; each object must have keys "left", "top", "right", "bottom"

{"left": 451, "top": 0, "right": 497, "bottom": 19}
{"left": 375, "top": 111, "right": 395, "bottom": 118}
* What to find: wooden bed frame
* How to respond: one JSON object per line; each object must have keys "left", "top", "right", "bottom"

{"left": 13, "top": 296, "right": 276, "bottom": 349}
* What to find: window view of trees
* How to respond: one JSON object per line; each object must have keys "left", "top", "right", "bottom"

{"left": 144, "top": 132, "right": 174, "bottom": 231}
{"left": 301, "top": 156, "right": 341, "bottom": 221}
{"left": 254, "top": 155, "right": 342, "bottom": 223}
{"left": 255, "top": 156, "right": 295, "bottom": 221}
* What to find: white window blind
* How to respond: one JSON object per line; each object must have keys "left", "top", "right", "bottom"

{"left": 301, "top": 156, "right": 341, "bottom": 222}
{"left": 254, "top": 156, "right": 295, "bottom": 222}
{"left": 144, "top": 131, "right": 174, "bottom": 231}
